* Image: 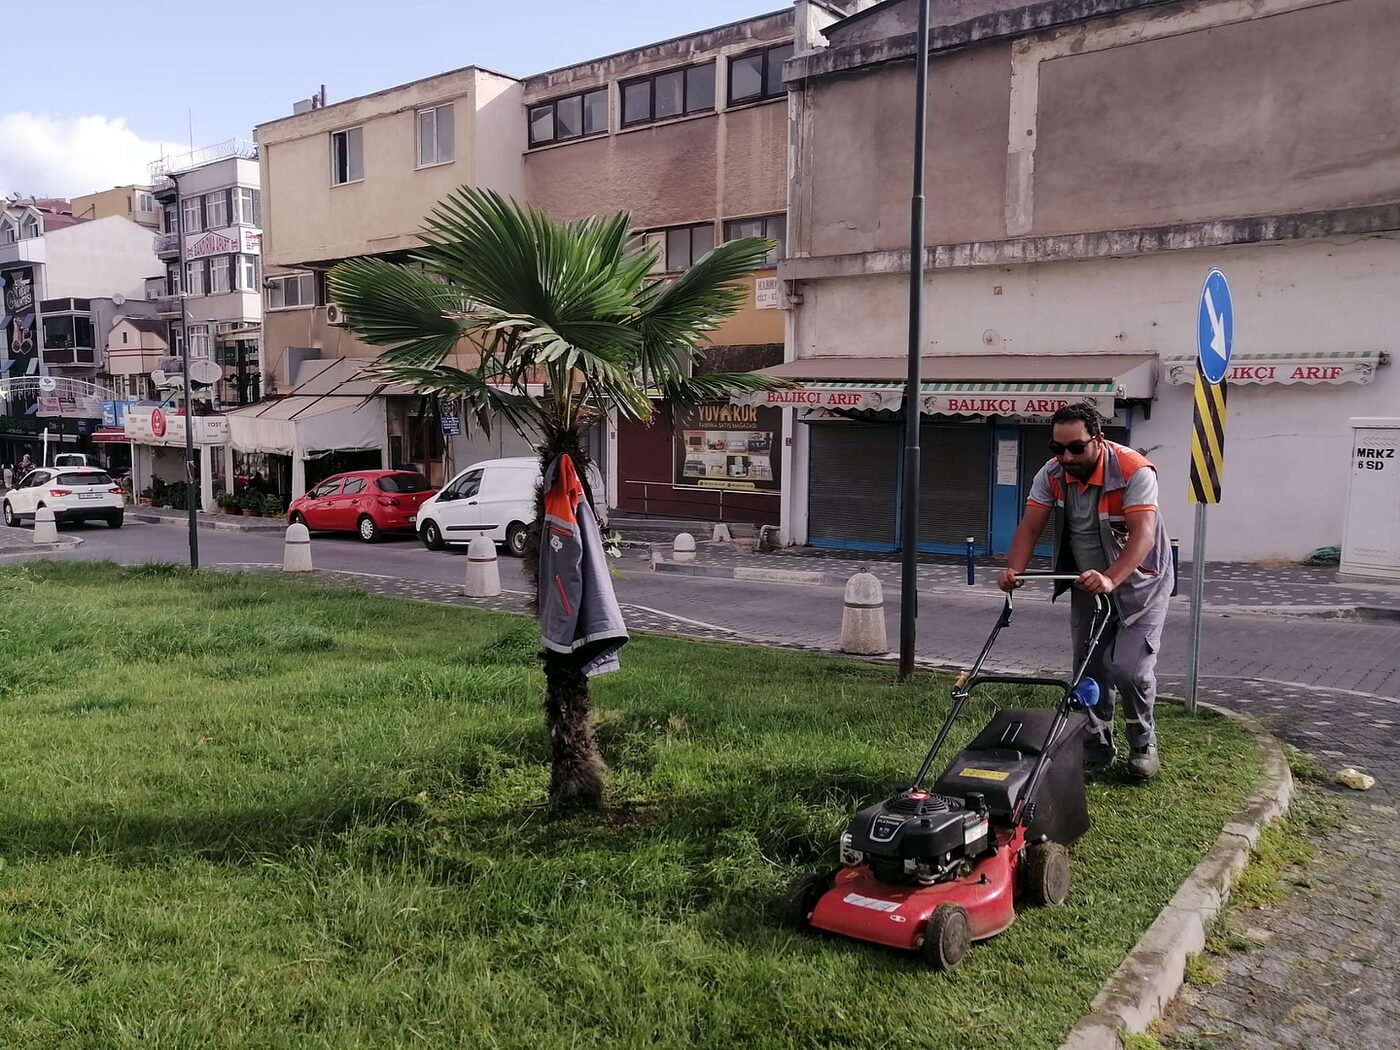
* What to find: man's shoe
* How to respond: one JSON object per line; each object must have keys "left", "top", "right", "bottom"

{"left": 1084, "top": 739, "right": 1117, "bottom": 773}
{"left": 1128, "top": 745, "right": 1160, "bottom": 780}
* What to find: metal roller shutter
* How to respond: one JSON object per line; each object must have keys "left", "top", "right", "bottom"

{"left": 808, "top": 424, "right": 899, "bottom": 548}
{"left": 918, "top": 424, "right": 991, "bottom": 547}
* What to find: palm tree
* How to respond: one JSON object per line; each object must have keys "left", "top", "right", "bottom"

{"left": 329, "top": 187, "right": 785, "bottom": 810}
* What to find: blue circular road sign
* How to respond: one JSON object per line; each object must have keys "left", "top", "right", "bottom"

{"left": 1196, "top": 269, "right": 1234, "bottom": 384}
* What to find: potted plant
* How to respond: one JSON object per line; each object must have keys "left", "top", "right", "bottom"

{"left": 259, "top": 493, "right": 286, "bottom": 518}
{"left": 238, "top": 491, "right": 258, "bottom": 517}
{"left": 137, "top": 486, "right": 155, "bottom": 508}
{"left": 214, "top": 490, "right": 239, "bottom": 515}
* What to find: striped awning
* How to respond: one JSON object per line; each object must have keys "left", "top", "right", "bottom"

{"left": 733, "top": 380, "right": 1117, "bottom": 418}
{"left": 1161, "top": 350, "right": 1388, "bottom": 385}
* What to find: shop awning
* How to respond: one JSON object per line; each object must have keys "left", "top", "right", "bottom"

{"left": 731, "top": 354, "right": 1154, "bottom": 418}
{"left": 89, "top": 427, "right": 129, "bottom": 443}
{"left": 226, "top": 395, "right": 386, "bottom": 456}
{"left": 1161, "top": 350, "right": 1388, "bottom": 385}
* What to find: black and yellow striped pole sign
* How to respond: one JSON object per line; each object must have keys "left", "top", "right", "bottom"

{"left": 1186, "top": 269, "right": 1233, "bottom": 712}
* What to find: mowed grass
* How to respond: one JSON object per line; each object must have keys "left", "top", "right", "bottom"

{"left": 0, "top": 561, "right": 1263, "bottom": 1050}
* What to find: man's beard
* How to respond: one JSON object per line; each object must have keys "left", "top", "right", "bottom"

{"left": 1064, "top": 454, "right": 1098, "bottom": 480}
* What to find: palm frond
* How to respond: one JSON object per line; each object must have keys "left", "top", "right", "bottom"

{"left": 655, "top": 369, "right": 793, "bottom": 413}
{"left": 327, "top": 259, "right": 471, "bottom": 366}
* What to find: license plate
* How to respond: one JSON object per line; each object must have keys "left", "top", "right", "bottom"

{"left": 78, "top": 492, "right": 101, "bottom": 500}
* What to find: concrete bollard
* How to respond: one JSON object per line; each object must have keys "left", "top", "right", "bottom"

{"left": 672, "top": 532, "right": 697, "bottom": 564}
{"left": 712, "top": 523, "right": 732, "bottom": 543}
{"left": 282, "top": 522, "right": 313, "bottom": 572}
{"left": 465, "top": 535, "right": 501, "bottom": 597}
{"left": 840, "top": 571, "right": 888, "bottom": 655}
{"left": 32, "top": 505, "right": 58, "bottom": 544}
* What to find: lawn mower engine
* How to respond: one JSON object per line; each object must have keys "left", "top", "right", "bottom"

{"left": 841, "top": 707, "right": 1090, "bottom": 887}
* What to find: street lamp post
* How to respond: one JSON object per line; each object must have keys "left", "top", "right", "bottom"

{"left": 170, "top": 171, "right": 200, "bottom": 569}
{"left": 898, "top": 0, "right": 931, "bottom": 681}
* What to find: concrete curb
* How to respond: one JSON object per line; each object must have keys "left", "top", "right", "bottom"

{"left": 1058, "top": 703, "right": 1293, "bottom": 1050}
{"left": 128, "top": 511, "right": 285, "bottom": 534}
{"left": 0, "top": 535, "right": 84, "bottom": 556}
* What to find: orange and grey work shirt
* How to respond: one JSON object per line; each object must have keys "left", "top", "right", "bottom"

{"left": 1028, "top": 450, "right": 1159, "bottom": 574}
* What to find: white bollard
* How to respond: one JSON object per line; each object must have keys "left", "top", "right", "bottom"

{"left": 282, "top": 522, "right": 313, "bottom": 572}
{"left": 672, "top": 532, "right": 697, "bottom": 563}
{"left": 712, "top": 523, "right": 732, "bottom": 543}
{"left": 32, "top": 505, "right": 58, "bottom": 544}
{"left": 840, "top": 571, "right": 888, "bottom": 655}
{"left": 465, "top": 535, "right": 501, "bottom": 597}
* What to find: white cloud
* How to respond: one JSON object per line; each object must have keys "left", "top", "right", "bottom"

{"left": 0, "top": 113, "right": 187, "bottom": 199}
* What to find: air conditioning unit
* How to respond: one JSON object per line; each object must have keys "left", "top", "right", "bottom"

{"left": 323, "top": 303, "right": 348, "bottom": 327}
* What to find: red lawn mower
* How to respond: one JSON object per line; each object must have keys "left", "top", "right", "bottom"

{"left": 783, "top": 572, "right": 1112, "bottom": 969}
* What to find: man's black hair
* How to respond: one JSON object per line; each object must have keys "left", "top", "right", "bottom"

{"left": 1049, "top": 402, "right": 1103, "bottom": 437}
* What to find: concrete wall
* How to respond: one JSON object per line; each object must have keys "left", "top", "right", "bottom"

{"left": 175, "top": 158, "right": 260, "bottom": 197}
{"left": 787, "top": 235, "right": 1400, "bottom": 560}
{"left": 41, "top": 217, "right": 159, "bottom": 300}
{"left": 71, "top": 185, "right": 160, "bottom": 229}
{"left": 258, "top": 69, "right": 523, "bottom": 267}
{"left": 822, "top": 0, "right": 1024, "bottom": 46}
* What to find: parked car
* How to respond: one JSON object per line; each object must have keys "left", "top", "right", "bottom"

{"left": 2, "top": 466, "right": 125, "bottom": 528}
{"left": 416, "top": 456, "right": 606, "bottom": 557}
{"left": 286, "top": 470, "right": 437, "bottom": 543}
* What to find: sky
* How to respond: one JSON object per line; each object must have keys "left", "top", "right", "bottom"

{"left": 0, "top": 0, "right": 787, "bottom": 199}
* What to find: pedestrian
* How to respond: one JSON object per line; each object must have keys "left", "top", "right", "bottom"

{"left": 18, "top": 453, "right": 34, "bottom": 479}
{"left": 997, "top": 403, "right": 1173, "bottom": 779}
{"left": 2, "top": 465, "right": 10, "bottom": 489}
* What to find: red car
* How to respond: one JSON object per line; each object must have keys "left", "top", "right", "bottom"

{"left": 287, "top": 470, "right": 437, "bottom": 542}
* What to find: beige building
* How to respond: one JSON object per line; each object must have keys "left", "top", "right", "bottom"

{"left": 767, "top": 0, "right": 1399, "bottom": 560}
{"left": 71, "top": 185, "right": 162, "bottom": 230}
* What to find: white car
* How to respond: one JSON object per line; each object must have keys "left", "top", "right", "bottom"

{"left": 416, "top": 456, "right": 606, "bottom": 556}
{"left": 3, "top": 466, "right": 125, "bottom": 529}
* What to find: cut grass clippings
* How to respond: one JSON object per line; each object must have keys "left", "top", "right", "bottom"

{"left": 0, "top": 561, "right": 1264, "bottom": 1049}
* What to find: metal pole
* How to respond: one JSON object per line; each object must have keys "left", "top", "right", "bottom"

{"left": 898, "top": 0, "right": 931, "bottom": 681}
{"left": 172, "top": 173, "right": 200, "bottom": 569}
{"left": 1185, "top": 504, "right": 1207, "bottom": 713}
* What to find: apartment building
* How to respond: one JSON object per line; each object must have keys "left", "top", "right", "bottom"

{"left": 71, "top": 184, "right": 163, "bottom": 230}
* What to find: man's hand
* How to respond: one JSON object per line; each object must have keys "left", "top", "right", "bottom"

{"left": 1076, "top": 570, "right": 1116, "bottom": 595}
{"left": 997, "top": 567, "right": 1024, "bottom": 592}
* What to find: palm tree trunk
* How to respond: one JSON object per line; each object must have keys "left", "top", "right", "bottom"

{"left": 542, "top": 651, "right": 606, "bottom": 808}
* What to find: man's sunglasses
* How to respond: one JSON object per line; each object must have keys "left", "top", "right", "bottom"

{"left": 1048, "top": 439, "right": 1093, "bottom": 456}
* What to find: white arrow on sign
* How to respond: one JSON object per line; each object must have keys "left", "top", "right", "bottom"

{"left": 1203, "top": 287, "right": 1227, "bottom": 364}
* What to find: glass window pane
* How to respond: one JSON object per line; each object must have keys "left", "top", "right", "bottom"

{"left": 622, "top": 80, "right": 650, "bottom": 124}
{"left": 347, "top": 128, "right": 363, "bottom": 181}
{"left": 436, "top": 104, "right": 454, "bottom": 160}
{"left": 556, "top": 95, "right": 583, "bottom": 139}
{"left": 766, "top": 215, "right": 786, "bottom": 263}
{"left": 584, "top": 89, "right": 608, "bottom": 134}
{"left": 654, "top": 70, "right": 684, "bottom": 119}
{"left": 690, "top": 224, "right": 714, "bottom": 260}
{"left": 418, "top": 110, "right": 435, "bottom": 164}
{"left": 665, "top": 227, "right": 691, "bottom": 271}
{"left": 764, "top": 45, "right": 793, "bottom": 97}
{"left": 730, "top": 53, "right": 763, "bottom": 102}
{"left": 725, "top": 218, "right": 764, "bottom": 241}
{"left": 529, "top": 105, "right": 554, "bottom": 145}
{"left": 686, "top": 64, "right": 715, "bottom": 113}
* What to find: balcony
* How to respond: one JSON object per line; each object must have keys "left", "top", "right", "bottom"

{"left": 153, "top": 295, "right": 183, "bottom": 319}
{"left": 155, "top": 232, "right": 180, "bottom": 257}
{"left": 0, "top": 236, "right": 45, "bottom": 267}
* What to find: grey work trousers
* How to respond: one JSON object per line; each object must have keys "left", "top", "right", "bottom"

{"left": 1070, "top": 588, "right": 1169, "bottom": 752}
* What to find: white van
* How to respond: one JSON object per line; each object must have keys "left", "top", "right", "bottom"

{"left": 416, "top": 456, "right": 605, "bottom": 556}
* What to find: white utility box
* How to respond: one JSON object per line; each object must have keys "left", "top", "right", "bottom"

{"left": 1340, "top": 418, "right": 1400, "bottom": 582}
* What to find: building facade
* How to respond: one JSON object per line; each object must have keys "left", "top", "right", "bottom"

{"left": 770, "top": 0, "right": 1398, "bottom": 560}
{"left": 71, "top": 185, "right": 162, "bottom": 230}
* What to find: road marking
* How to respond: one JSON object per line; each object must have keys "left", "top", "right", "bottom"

{"left": 621, "top": 603, "right": 736, "bottom": 634}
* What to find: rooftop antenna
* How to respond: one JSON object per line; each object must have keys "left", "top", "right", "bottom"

{"left": 188, "top": 110, "right": 194, "bottom": 152}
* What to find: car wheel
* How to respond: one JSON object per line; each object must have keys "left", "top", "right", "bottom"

{"left": 1021, "top": 841, "right": 1071, "bottom": 907}
{"left": 2, "top": 501, "right": 16, "bottom": 527}
{"left": 106, "top": 512, "right": 124, "bottom": 529}
{"left": 505, "top": 522, "right": 528, "bottom": 557}
{"left": 357, "top": 515, "right": 382, "bottom": 543}
{"left": 920, "top": 903, "right": 972, "bottom": 971}
{"left": 420, "top": 519, "right": 445, "bottom": 551}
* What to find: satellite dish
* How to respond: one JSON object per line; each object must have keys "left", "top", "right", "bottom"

{"left": 111, "top": 292, "right": 126, "bottom": 307}
{"left": 188, "top": 359, "right": 223, "bottom": 385}
{"left": 38, "top": 375, "right": 57, "bottom": 392}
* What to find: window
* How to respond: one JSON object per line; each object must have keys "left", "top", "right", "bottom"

{"left": 137, "top": 192, "right": 154, "bottom": 213}
{"left": 341, "top": 477, "right": 367, "bottom": 496}
{"left": 41, "top": 315, "right": 94, "bottom": 349}
{"left": 204, "top": 192, "right": 228, "bottom": 229}
{"left": 310, "top": 479, "right": 342, "bottom": 500}
{"left": 0, "top": 222, "right": 14, "bottom": 244}
{"left": 181, "top": 196, "right": 202, "bottom": 234}
{"left": 233, "top": 187, "right": 260, "bottom": 225}
{"left": 621, "top": 63, "right": 715, "bottom": 127}
{"left": 164, "top": 204, "right": 179, "bottom": 233}
{"left": 238, "top": 255, "right": 260, "bottom": 292}
{"left": 417, "top": 103, "right": 455, "bottom": 166}
{"left": 21, "top": 215, "right": 40, "bottom": 239}
{"left": 185, "top": 260, "right": 206, "bottom": 297}
{"left": 188, "top": 324, "right": 211, "bottom": 357}
{"left": 331, "top": 127, "right": 364, "bottom": 184}
{"left": 379, "top": 473, "right": 432, "bottom": 494}
{"left": 528, "top": 88, "right": 608, "bottom": 147}
{"left": 208, "top": 256, "right": 231, "bottom": 294}
{"left": 442, "top": 468, "right": 483, "bottom": 501}
{"left": 166, "top": 263, "right": 181, "bottom": 296}
{"left": 724, "top": 214, "right": 786, "bottom": 266}
{"left": 663, "top": 223, "right": 714, "bottom": 271}
{"left": 728, "top": 43, "right": 793, "bottom": 105}
{"left": 266, "top": 272, "right": 316, "bottom": 309}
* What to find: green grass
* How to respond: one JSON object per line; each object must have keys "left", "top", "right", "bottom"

{"left": 0, "top": 561, "right": 1264, "bottom": 1049}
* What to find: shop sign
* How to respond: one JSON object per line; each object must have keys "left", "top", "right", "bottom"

{"left": 754, "top": 277, "right": 781, "bottom": 310}
{"left": 186, "top": 230, "right": 238, "bottom": 259}
{"left": 240, "top": 228, "right": 262, "bottom": 255}
{"left": 741, "top": 387, "right": 905, "bottom": 412}
{"left": 37, "top": 394, "right": 103, "bottom": 419}
{"left": 1163, "top": 355, "right": 1382, "bottom": 385}
{"left": 124, "top": 406, "right": 230, "bottom": 446}
{"left": 673, "top": 402, "right": 781, "bottom": 494}
{"left": 920, "top": 394, "right": 1116, "bottom": 419}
